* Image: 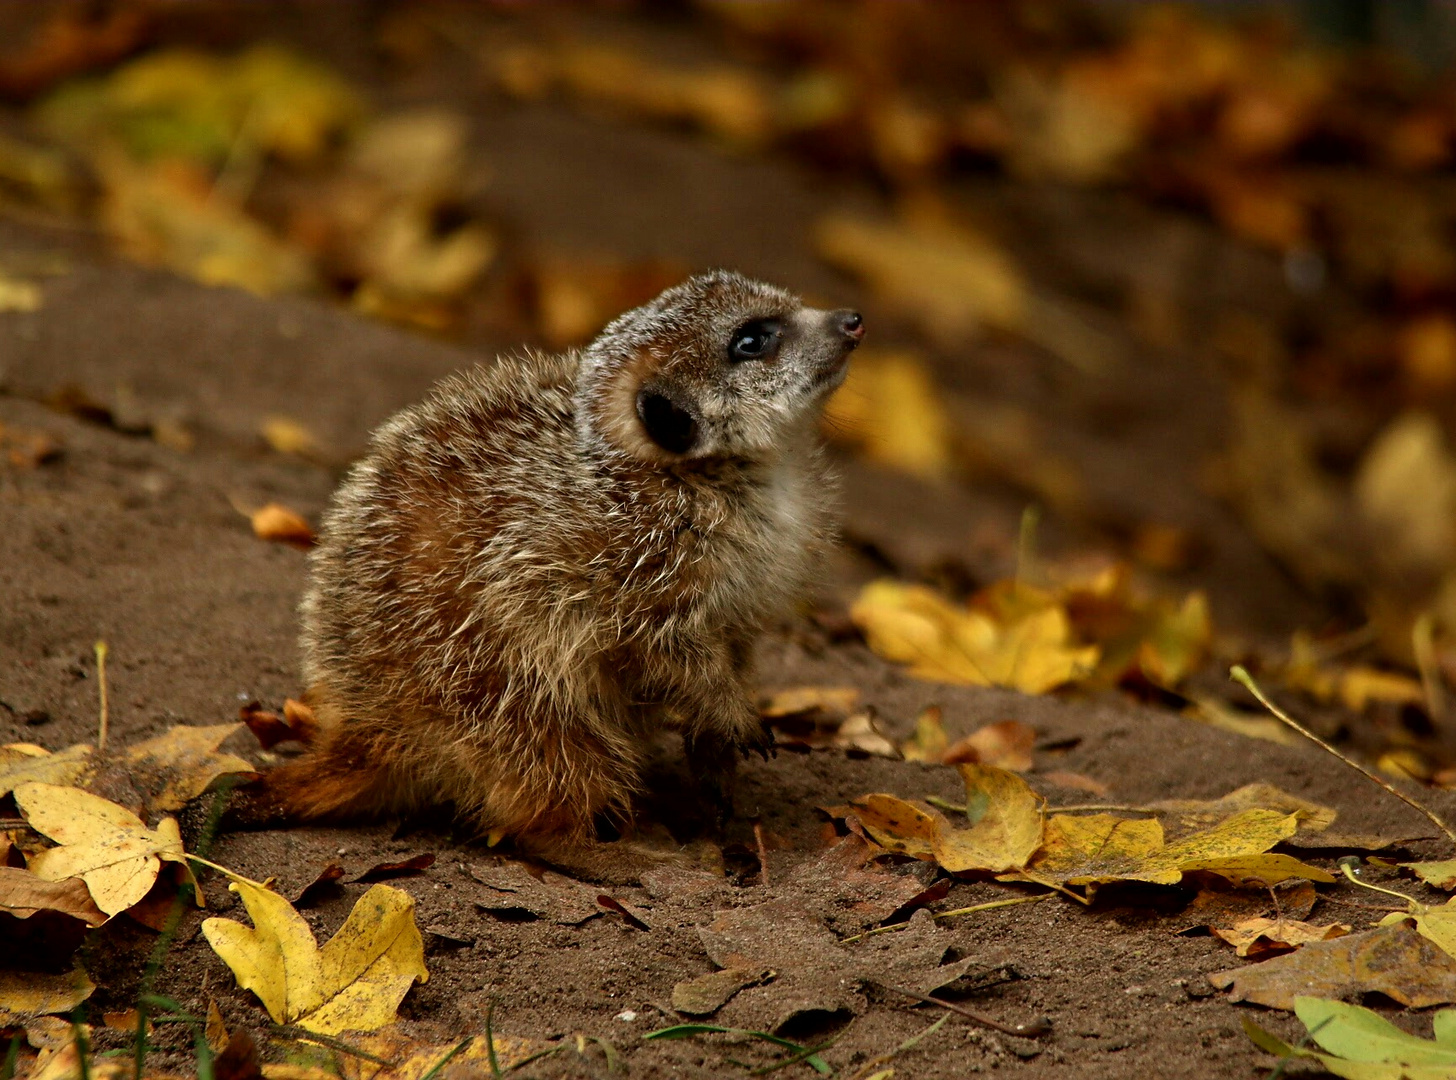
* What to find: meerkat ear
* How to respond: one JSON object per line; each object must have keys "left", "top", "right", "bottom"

{"left": 636, "top": 388, "right": 699, "bottom": 455}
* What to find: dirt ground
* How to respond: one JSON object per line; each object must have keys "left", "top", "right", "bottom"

{"left": 6, "top": 5, "right": 1456, "bottom": 1079}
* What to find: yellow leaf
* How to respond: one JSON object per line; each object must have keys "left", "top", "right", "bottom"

{"left": 14, "top": 782, "right": 194, "bottom": 917}
{"left": 1354, "top": 411, "right": 1456, "bottom": 578}
{"left": 943, "top": 721, "right": 1036, "bottom": 772}
{"left": 850, "top": 580, "right": 1099, "bottom": 694}
{"left": 1212, "top": 917, "right": 1350, "bottom": 957}
{"left": 1338, "top": 667, "right": 1426, "bottom": 713}
{"left": 1149, "top": 782, "right": 1337, "bottom": 833}
{"left": 936, "top": 764, "right": 1045, "bottom": 873}
{"left": 0, "top": 743, "right": 93, "bottom": 797}
{"left": 1137, "top": 590, "right": 1211, "bottom": 687}
{"left": 261, "top": 416, "right": 321, "bottom": 457}
{"left": 899, "top": 706, "right": 949, "bottom": 763}
{"left": 815, "top": 210, "right": 1026, "bottom": 345}
{"left": 248, "top": 503, "right": 316, "bottom": 548}
{"left": 760, "top": 686, "right": 861, "bottom": 718}
{"left": 1014, "top": 809, "right": 1331, "bottom": 895}
{"left": 0, "top": 969, "right": 94, "bottom": 1024}
{"left": 121, "top": 723, "right": 256, "bottom": 813}
{"left": 202, "top": 873, "right": 427, "bottom": 1036}
{"left": 1407, "top": 860, "right": 1456, "bottom": 891}
{"left": 823, "top": 350, "right": 954, "bottom": 479}
{"left": 849, "top": 764, "right": 1044, "bottom": 875}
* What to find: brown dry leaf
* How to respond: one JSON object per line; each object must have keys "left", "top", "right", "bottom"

{"left": 671, "top": 965, "right": 773, "bottom": 1016}
{"left": 0, "top": 743, "right": 92, "bottom": 797}
{"left": 1211, "top": 916, "right": 1351, "bottom": 959}
{"left": 849, "top": 764, "right": 1044, "bottom": 875}
{"left": 822, "top": 350, "right": 954, "bottom": 480}
{"left": 1399, "top": 315, "right": 1456, "bottom": 391}
{"left": 1184, "top": 696, "right": 1298, "bottom": 746}
{"left": 352, "top": 854, "right": 436, "bottom": 884}
{"left": 248, "top": 503, "right": 316, "bottom": 549}
{"left": 1210, "top": 922, "right": 1456, "bottom": 1010}
{"left": 898, "top": 706, "right": 949, "bottom": 763}
{"left": 241, "top": 699, "right": 318, "bottom": 750}
{"left": 851, "top": 579, "right": 1099, "bottom": 694}
{"left": 1010, "top": 809, "right": 1332, "bottom": 896}
{"left": 814, "top": 209, "right": 1026, "bottom": 345}
{"left": 469, "top": 862, "right": 601, "bottom": 926}
{"left": 942, "top": 720, "right": 1036, "bottom": 771}
{"left": 1180, "top": 879, "right": 1318, "bottom": 933}
{"left": 0, "top": 968, "right": 95, "bottom": 1024}
{"left": 292, "top": 864, "right": 345, "bottom": 908}
{"left": 121, "top": 723, "right": 256, "bottom": 813}
{"left": 0, "top": 866, "right": 106, "bottom": 926}
{"left": 14, "top": 781, "right": 197, "bottom": 918}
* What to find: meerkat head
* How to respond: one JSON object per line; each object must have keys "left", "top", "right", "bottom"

{"left": 576, "top": 270, "right": 863, "bottom": 463}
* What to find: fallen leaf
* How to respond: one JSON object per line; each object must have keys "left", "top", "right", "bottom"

{"left": 597, "top": 893, "right": 650, "bottom": 931}
{"left": 351, "top": 853, "right": 436, "bottom": 884}
{"left": 0, "top": 866, "right": 107, "bottom": 926}
{"left": 248, "top": 503, "right": 316, "bottom": 548}
{"left": 1012, "top": 809, "right": 1332, "bottom": 896}
{"left": 942, "top": 720, "right": 1036, "bottom": 771}
{"left": 672, "top": 966, "right": 773, "bottom": 1016}
{"left": 121, "top": 723, "right": 256, "bottom": 812}
{"left": 469, "top": 862, "right": 601, "bottom": 926}
{"left": 851, "top": 579, "right": 1099, "bottom": 694}
{"left": 814, "top": 211, "right": 1026, "bottom": 345}
{"left": 849, "top": 764, "right": 1044, "bottom": 875}
{"left": 1408, "top": 860, "right": 1456, "bottom": 891}
{"left": 1211, "top": 916, "right": 1350, "bottom": 959}
{"left": 0, "top": 968, "right": 94, "bottom": 1024}
{"left": 1354, "top": 410, "right": 1456, "bottom": 581}
{"left": 0, "top": 743, "right": 93, "bottom": 796}
{"left": 261, "top": 416, "right": 321, "bottom": 457}
{"left": 14, "top": 782, "right": 196, "bottom": 917}
{"left": 760, "top": 686, "right": 861, "bottom": 718}
{"left": 1211, "top": 922, "right": 1456, "bottom": 1009}
{"left": 1148, "top": 782, "right": 1337, "bottom": 835}
{"left": 202, "top": 872, "right": 427, "bottom": 1036}
{"left": 1041, "top": 771, "right": 1110, "bottom": 797}
{"left": 339, "top": 1030, "right": 550, "bottom": 1080}
{"left": 292, "top": 864, "right": 345, "bottom": 908}
{"left": 1180, "top": 878, "right": 1318, "bottom": 933}
{"left": 822, "top": 350, "right": 954, "bottom": 479}
{"left": 780, "top": 833, "right": 937, "bottom": 933}
{"left": 1184, "top": 696, "right": 1298, "bottom": 746}
{"left": 204, "top": 999, "right": 229, "bottom": 1053}
{"left": 898, "top": 706, "right": 949, "bottom": 763}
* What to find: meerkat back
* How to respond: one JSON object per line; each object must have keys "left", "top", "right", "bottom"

{"left": 251, "top": 270, "right": 863, "bottom": 882}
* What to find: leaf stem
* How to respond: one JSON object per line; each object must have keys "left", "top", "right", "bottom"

{"left": 1230, "top": 665, "right": 1456, "bottom": 849}
{"left": 94, "top": 641, "right": 109, "bottom": 753}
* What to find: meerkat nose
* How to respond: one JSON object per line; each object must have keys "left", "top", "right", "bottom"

{"left": 834, "top": 309, "right": 865, "bottom": 344}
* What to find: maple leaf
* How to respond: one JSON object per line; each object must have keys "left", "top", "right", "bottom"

{"left": 850, "top": 579, "right": 1099, "bottom": 694}
{"left": 121, "top": 722, "right": 257, "bottom": 813}
{"left": 1211, "top": 916, "right": 1350, "bottom": 959}
{"left": 0, "top": 968, "right": 94, "bottom": 1025}
{"left": 0, "top": 866, "right": 106, "bottom": 926}
{"left": 848, "top": 764, "right": 1044, "bottom": 874}
{"left": 202, "top": 871, "right": 427, "bottom": 1036}
{"left": 0, "top": 743, "right": 92, "bottom": 797}
{"left": 1006, "top": 808, "right": 1333, "bottom": 897}
{"left": 1245, "top": 997, "right": 1456, "bottom": 1078}
{"left": 13, "top": 782, "right": 197, "bottom": 917}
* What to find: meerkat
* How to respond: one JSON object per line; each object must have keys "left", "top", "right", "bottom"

{"left": 254, "top": 271, "right": 863, "bottom": 881}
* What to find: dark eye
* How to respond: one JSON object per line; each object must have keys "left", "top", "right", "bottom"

{"left": 728, "top": 319, "right": 781, "bottom": 363}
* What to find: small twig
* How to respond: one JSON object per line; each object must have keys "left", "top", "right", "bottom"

{"left": 1231, "top": 665, "right": 1456, "bottom": 848}
{"left": 840, "top": 893, "right": 1051, "bottom": 944}
{"left": 94, "top": 641, "right": 109, "bottom": 752}
{"left": 871, "top": 982, "right": 1051, "bottom": 1039}
{"left": 1043, "top": 803, "right": 1155, "bottom": 815}
{"left": 753, "top": 820, "right": 771, "bottom": 887}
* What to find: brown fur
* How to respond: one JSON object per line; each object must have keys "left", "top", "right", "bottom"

{"left": 244, "top": 272, "right": 862, "bottom": 881}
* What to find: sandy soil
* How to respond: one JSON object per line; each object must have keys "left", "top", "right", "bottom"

{"left": 6, "top": 6, "right": 1456, "bottom": 1078}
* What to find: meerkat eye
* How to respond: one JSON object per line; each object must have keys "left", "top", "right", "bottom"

{"left": 728, "top": 319, "right": 782, "bottom": 363}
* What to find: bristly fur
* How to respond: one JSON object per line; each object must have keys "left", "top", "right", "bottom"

{"left": 258, "top": 271, "right": 861, "bottom": 881}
